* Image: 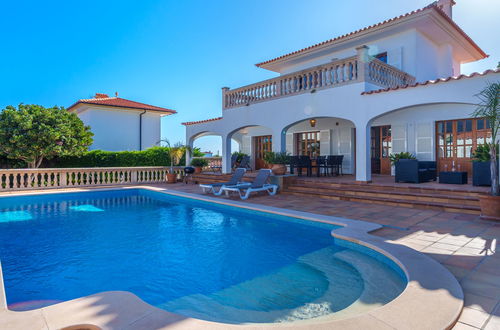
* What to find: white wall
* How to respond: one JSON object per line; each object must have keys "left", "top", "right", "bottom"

{"left": 76, "top": 106, "right": 162, "bottom": 151}
{"left": 372, "top": 103, "right": 478, "bottom": 160}
{"left": 186, "top": 71, "right": 499, "bottom": 177}
{"left": 279, "top": 30, "right": 418, "bottom": 75}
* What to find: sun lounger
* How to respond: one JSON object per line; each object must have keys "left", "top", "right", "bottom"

{"left": 221, "top": 169, "right": 278, "bottom": 200}
{"left": 199, "top": 168, "right": 246, "bottom": 195}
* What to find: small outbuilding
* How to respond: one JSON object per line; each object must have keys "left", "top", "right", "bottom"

{"left": 68, "top": 93, "right": 176, "bottom": 151}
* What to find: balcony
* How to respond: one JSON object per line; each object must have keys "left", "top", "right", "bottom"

{"left": 222, "top": 47, "right": 416, "bottom": 109}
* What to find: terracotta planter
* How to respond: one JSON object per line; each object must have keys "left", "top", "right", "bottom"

{"left": 479, "top": 195, "right": 500, "bottom": 221}
{"left": 165, "top": 173, "right": 177, "bottom": 184}
{"left": 270, "top": 164, "right": 287, "bottom": 176}
{"left": 194, "top": 167, "right": 202, "bottom": 174}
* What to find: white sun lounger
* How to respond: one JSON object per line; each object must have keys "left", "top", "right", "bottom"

{"left": 221, "top": 169, "right": 278, "bottom": 200}
{"left": 199, "top": 168, "right": 246, "bottom": 195}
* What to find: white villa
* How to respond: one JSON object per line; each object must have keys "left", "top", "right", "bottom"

{"left": 69, "top": 93, "right": 176, "bottom": 151}
{"left": 183, "top": 0, "right": 499, "bottom": 182}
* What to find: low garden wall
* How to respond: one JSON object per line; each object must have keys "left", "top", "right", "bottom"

{"left": 0, "top": 166, "right": 186, "bottom": 191}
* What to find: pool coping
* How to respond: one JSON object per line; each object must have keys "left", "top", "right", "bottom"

{"left": 0, "top": 186, "right": 463, "bottom": 330}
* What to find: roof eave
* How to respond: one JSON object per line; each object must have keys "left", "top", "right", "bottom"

{"left": 67, "top": 102, "right": 176, "bottom": 115}
{"left": 255, "top": 4, "right": 487, "bottom": 71}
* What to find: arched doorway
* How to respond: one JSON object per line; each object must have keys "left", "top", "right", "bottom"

{"left": 281, "top": 117, "right": 356, "bottom": 174}
{"left": 227, "top": 125, "right": 274, "bottom": 170}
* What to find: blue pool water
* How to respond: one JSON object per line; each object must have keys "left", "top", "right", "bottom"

{"left": 0, "top": 189, "right": 406, "bottom": 323}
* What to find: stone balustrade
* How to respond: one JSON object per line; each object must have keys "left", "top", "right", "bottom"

{"left": 223, "top": 56, "right": 358, "bottom": 109}
{"left": 367, "top": 58, "right": 416, "bottom": 88}
{"left": 222, "top": 49, "right": 416, "bottom": 109}
{"left": 0, "top": 166, "right": 186, "bottom": 191}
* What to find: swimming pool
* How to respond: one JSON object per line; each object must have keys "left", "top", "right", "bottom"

{"left": 0, "top": 188, "right": 406, "bottom": 324}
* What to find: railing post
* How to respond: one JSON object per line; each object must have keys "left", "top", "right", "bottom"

{"left": 356, "top": 45, "right": 370, "bottom": 83}
{"left": 222, "top": 87, "right": 229, "bottom": 110}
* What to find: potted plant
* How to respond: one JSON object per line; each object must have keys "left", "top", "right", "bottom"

{"left": 472, "top": 82, "right": 500, "bottom": 220}
{"left": 472, "top": 143, "right": 499, "bottom": 186}
{"left": 390, "top": 152, "right": 416, "bottom": 176}
{"left": 389, "top": 152, "right": 416, "bottom": 165}
{"left": 263, "top": 151, "right": 289, "bottom": 175}
{"left": 160, "top": 139, "right": 190, "bottom": 183}
{"left": 190, "top": 157, "right": 208, "bottom": 174}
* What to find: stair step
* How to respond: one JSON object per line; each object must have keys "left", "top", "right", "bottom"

{"left": 292, "top": 179, "right": 484, "bottom": 198}
{"left": 286, "top": 184, "right": 479, "bottom": 206}
{"left": 282, "top": 189, "right": 480, "bottom": 214}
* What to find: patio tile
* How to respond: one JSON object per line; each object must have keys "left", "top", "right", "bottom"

{"left": 454, "top": 246, "right": 491, "bottom": 257}
{"left": 483, "top": 304, "right": 500, "bottom": 330}
{"left": 457, "top": 307, "right": 489, "bottom": 328}
{"left": 438, "top": 236, "right": 473, "bottom": 246}
{"left": 464, "top": 292, "right": 499, "bottom": 314}
{"left": 444, "top": 265, "right": 471, "bottom": 280}
{"left": 461, "top": 278, "right": 500, "bottom": 300}
{"left": 452, "top": 321, "right": 480, "bottom": 329}
{"left": 430, "top": 242, "right": 462, "bottom": 251}
{"left": 466, "top": 270, "right": 500, "bottom": 288}
{"left": 443, "top": 255, "right": 485, "bottom": 270}
{"left": 474, "top": 257, "right": 500, "bottom": 276}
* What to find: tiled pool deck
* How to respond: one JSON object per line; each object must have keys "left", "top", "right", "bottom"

{"left": 0, "top": 183, "right": 498, "bottom": 329}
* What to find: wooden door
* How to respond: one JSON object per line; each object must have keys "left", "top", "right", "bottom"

{"left": 254, "top": 135, "right": 272, "bottom": 170}
{"left": 436, "top": 118, "right": 492, "bottom": 175}
{"left": 371, "top": 126, "right": 391, "bottom": 175}
{"left": 295, "top": 131, "right": 321, "bottom": 157}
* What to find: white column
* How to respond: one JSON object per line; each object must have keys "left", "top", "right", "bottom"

{"left": 222, "top": 134, "right": 232, "bottom": 173}
{"left": 272, "top": 129, "right": 286, "bottom": 153}
{"left": 185, "top": 137, "right": 194, "bottom": 167}
{"left": 355, "top": 121, "right": 372, "bottom": 182}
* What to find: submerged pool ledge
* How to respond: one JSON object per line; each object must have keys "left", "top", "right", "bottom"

{"left": 0, "top": 186, "right": 463, "bottom": 330}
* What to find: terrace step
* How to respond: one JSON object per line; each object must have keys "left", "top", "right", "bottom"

{"left": 286, "top": 183, "right": 480, "bottom": 207}
{"left": 292, "top": 178, "right": 485, "bottom": 198}
{"left": 283, "top": 181, "right": 482, "bottom": 214}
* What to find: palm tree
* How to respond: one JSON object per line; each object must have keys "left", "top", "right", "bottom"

{"left": 158, "top": 139, "right": 191, "bottom": 174}
{"left": 473, "top": 82, "right": 499, "bottom": 196}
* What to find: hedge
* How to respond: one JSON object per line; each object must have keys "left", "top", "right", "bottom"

{"left": 0, "top": 146, "right": 206, "bottom": 169}
{"left": 50, "top": 147, "right": 174, "bottom": 168}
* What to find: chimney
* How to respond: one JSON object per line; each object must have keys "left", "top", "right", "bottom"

{"left": 94, "top": 93, "right": 109, "bottom": 99}
{"left": 436, "top": 0, "right": 455, "bottom": 19}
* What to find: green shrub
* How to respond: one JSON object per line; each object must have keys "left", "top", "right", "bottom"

{"left": 190, "top": 158, "right": 209, "bottom": 167}
{"left": 51, "top": 147, "right": 174, "bottom": 168}
{"left": 263, "top": 151, "right": 290, "bottom": 164}
{"left": 472, "top": 143, "right": 499, "bottom": 162}
{"left": 232, "top": 152, "right": 247, "bottom": 163}
{"left": 389, "top": 152, "right": 416, "bottom": 165}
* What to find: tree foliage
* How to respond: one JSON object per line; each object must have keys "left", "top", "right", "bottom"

{"left": 0, "top": 104, "right": 93, "bottom": 168}
{"left": 473, "top": 82, "right": 500, "bottom": 196}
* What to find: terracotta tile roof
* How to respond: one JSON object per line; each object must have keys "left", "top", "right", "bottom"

{"left": 182, "top": 117, "right": 222, "bottom": 126}
{"left": 255, "top": 3, "right": 486, "bottom": 68}
{"left": 361, "top": 68, "right": 500, "bottom": 95}
{"left": 68, "top": 94, "right": 176, "bottom": 114}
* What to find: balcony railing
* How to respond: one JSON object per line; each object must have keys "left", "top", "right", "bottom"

{"left": 222, "top": 49, "right": 416, "bottom": 109}
{"left": 367, "top": 59, "right": 416, "bottom": 88}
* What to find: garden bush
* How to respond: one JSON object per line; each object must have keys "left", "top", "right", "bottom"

{"left": 51, "top": 147, "right": 174, "bottom": 168}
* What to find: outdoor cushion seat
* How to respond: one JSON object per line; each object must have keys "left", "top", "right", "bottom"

{"left": 395, "top": 159, "right": 437, "bottom": 183}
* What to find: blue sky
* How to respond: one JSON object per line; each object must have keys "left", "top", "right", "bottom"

{"left": 1, "top": 0, "right": 498, "bottom": 154}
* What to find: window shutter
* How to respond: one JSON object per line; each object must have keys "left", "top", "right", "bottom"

{"left": 416, "top": 122, "right": 433, "bottom": 160}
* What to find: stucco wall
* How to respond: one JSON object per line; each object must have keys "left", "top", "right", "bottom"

{"left": 186, "top": 71, "right": 499, "bottom": 178}
{"left": 77, "top": 107, "right": 162, "bottom": 151}
{"left": 372, "top": 103, "right": 476, "bottom": 161}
